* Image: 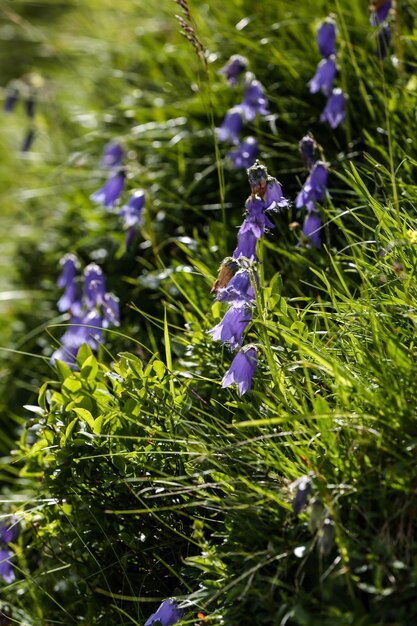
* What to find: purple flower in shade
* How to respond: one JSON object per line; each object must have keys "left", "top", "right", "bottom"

{"left": 376, "top": 23, "right": 391, "bottom": 59}
{"left": 119, "top": 190, "right": 145, "bottom": 250}
{"left": 208, "top": 306, "right": 251, "bottom": 348}
{"left": 83, "top": 263, "right": 106, "bottom": 309}
{"left": 144, "top": 599, "right": 184, "bottom": 626}
{"left": 295, "top": 161, "right": 328, "bottom": 212}
{"left": 216, "top": 269, "right": 255, "bottom": 306}
{"left": 119, "top": 190, "right": 145, "bottom": 227}
{"left": 0, "top": 522, "right": 15, "bottom": 584}
{"left": 25, "top": 97, "right": 35, "bottom": 119}
{"left": 229, "top": 137, "right": 258, "bottom": 170}
{"left": 100, "top": 141, "right": 124, "bottom": 168}
{"left": 0, "top": 524, "right": 14, "bottom": 545}
{"left": 4, "top": 88, "right": 19, "bottom": 113}
{"left": 21, "top": 128, "right": 35, "bottom": 152}
{"left": 320, "top": 88, "right": 345, "bottom": 129}
{"left": 370, "top": 0, "right": 391, "bottom": 25}
{"left": 239, "top": 74, "right": 268, "bottom": 121}
{"left": 264, "top": 177, "right": 288, "bottom": 212}
{"left": 91, "top": 170, "right": 125, "bottom": 208}
{"left": 0, "top": 550, "right": 14, "bottom": 584}
{"left": 216, "top": 107, "right": 243, "bottom": 144}
{"left": 302, "top": 211, "right": 322, "bottom": 249}
{"left": 308, "top": 58, "right": 336, "bottom": 96}
{"left": 292, "top": 476, "right": 311, "bottom": 515}
{"left": 102, "top": 293, "right": 120, "bottom": 328}
{"left": 233, "top": 228, "right": 258, "bottom": 261}
{"left": 299, "top": 133, "right": 316, "bottom": 171}
{"left": 222, "top": 346, "right": 257, "bottom": 395}
{"left": 316, "top": 18, "right": 336, "bottom": 58}
{"left": 57, "top": 253, "right": 81, "bottom": 313}
{"left": 219, "top": 54, "right": 248, "bottom": 86}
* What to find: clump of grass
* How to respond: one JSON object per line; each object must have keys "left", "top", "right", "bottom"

{"left": 2, "top": 1, "right": 417, "bottom": 625}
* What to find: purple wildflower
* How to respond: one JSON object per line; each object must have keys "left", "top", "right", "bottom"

{"left": 91, "top": 170, "right": 125, "bottom": 208}
{"left": 21, "top": 128, "right": 35, "bottom": 152}
{"left": 222, "top": 346, "right": 257, "bottom": 395}
{"left": 320, "top": 88, "right": 345, "bottom": 128}
{"left": 119, "top": 190, "right": 145, "bottom": 227}
{"left": 370, "top": 0, "right": 392, "bottom": 25}
{"left": 317, "top": 18, "right": 336, "bottom": 58}
{"left": 57, "top": 281, "right": 80, "bottom": 314}
{"left": 240, "top": 74, "right": 268, "bottom": 121}
{"left": 229, "top": 137, "right": 258, "bottom": 170}
{"left": 57, "top": 253, "right": 80, "bottom": 313}
{"left": 299, "top": 134, "right": 316, "bottom": 170}
{"left": 100, "top": 142, "right": 124, "bottom": 168}
{"left": 119, "top": 190, "right": 145, "bottom": 250}
{"left": 295, "top": 161, "right": 328, "bottom": 212}
{"left": 80, "top": 310, "right": 103, "bottom": 350}
{"left": 57, "top": 254, "right": 78, "bottom": 289}
{"left": 308, "top": 58, "right": 336, "bottom": 96}
{"left": 241, "top": 196, "right": 275, "bottom": 238}
{"left": 0, "top": 522, "right": 15, "bottom": 584}
{"left": 83, "top": 263, "right": 106, "bottom": 309}
{"left": 0, "top": 524, "right": 14, "bottom": 545}
{"left": 216, "top": 107, "right": 243, "bottom": 144}
{"left": 144, "top": 599, "right": 184, "bottom": 626}
{"left": 4, "top": 88, "right": 19, "bottom": 113}
{"left": 216, "top": 269, "right": 255, "bottom": 306}
{"left": 209, "top": 306, "right": 251, "bottom": 348}
{"left": 264, "top": 177, "right": 288, "bottom": 212}
{"left": 233, "top": 228, "right": 258, "bottom": 260}
{"left": 292, "top": 476, "right": 311, "bottom": 515}
{"left": 102, "top": 293, "right": 120, "bottom": 328}
{"left": 376, "top": 23, "right": 391, "bottom": 59}
{"left": 302, "top": 211, "right": 322, "bottom": 249}
{"left": 25, "top": 97, "right": 35, "bottom": 119}
{"left": 0, "top": 550, "right": 14, "bottom": 584}
{"left": 219, "top": 54, "right": 248, "bottom": 86}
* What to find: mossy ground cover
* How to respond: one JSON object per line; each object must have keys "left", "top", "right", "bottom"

{"left": 1, "top": 0, "right": 417, "bottom": 624}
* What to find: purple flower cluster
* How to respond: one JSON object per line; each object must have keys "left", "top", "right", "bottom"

{"left": 216, "top": 58, "right": 270, "bottom": 170}
{"left": 52, "top": 255, "right": 120, "bottom": 368}
{"left": 90, "top": 142, "right": 146, "bottom": 249}
{"left": 209, "top": 161, "right": 288, "bottom": 395}
{"left": 309, "top": 16, "right": 345, "bottom": 129}
{"left": 0, "top": 522, "right": 15, "bottom": 584}
{"left": 370, "top": 1, "right": 392, "bottom": 58}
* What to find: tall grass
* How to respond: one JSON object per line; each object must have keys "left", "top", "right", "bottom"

{"left": 1, "top": 0, "right": 417, "bottom": 624}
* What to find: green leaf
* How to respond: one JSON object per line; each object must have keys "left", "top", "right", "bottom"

{"left": 153, "top": 360, "right": 166, "bottom": 380}
{"left": 80, "top": 354, "right": 99, "bottom": 382}
{"left": 72, "top": 407, "right": 95, "bottom": 431}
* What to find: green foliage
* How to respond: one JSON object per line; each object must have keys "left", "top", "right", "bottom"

{"left": 2, "top": 0, "right": 417, "bottom": 625}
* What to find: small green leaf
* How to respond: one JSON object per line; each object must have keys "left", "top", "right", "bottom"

{"left": 153, "top": 360, "right": 166, "bottom": 380}
{"left": 72, "top": 407, "right": 95, "bottom": 430}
